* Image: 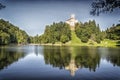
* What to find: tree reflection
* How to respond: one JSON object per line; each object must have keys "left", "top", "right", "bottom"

{"left": 0, "top": 47, "right": 25, "bottom": 70}
{"left": 106, "top": 48, "right": 120, "bottom": 66}
{"left": 43, "top": 46, "right": 101, "bottom": 76}
{"left": 44, "top": 46, "right": 71, "bottom": 69}
{"left": 75, "top": 50, "right": 100, "bottom": 72}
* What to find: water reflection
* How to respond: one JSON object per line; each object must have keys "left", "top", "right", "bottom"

{"left": 0, "top": 46, "right": 25, "bottom": 70}
{"left": 44, "top": 46, "right": 120, "bottom": 76}
{"left": 98, "top": 47, "right": 120, "bottom": 67}
{"left": 105, "top": 48, "right": 120, "bottom": 66}
{"left": 0, "top": 45, "right": 44, "bottom": 71}
{"left": 65, "top": 59, "right": 78, "bottom": 76}
{"left": 44, "top": 46, "right": 71, "bottom": 69}
{"left": 0, "top": 45, "right": 120, "bottom": 79}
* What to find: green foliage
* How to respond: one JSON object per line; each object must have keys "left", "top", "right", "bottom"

{"left": 106, "top": 24, "right": 120, "bottom": 40}
{"left": 101, "top": 39, "right": 119, "bottom": 47}
{"left": 35, "top": 22, "right": 71, "bottom": 44}
{"left": 29, "top": 34, "right": 41, "bottom": 44}
{"left": 0, "top": 31, "right": 10, "bottom": 44}
{"left": 81, "top": 36, "right": 89, "bottom": 43}
{"left": 60, "top": 35, "right": 69, "bottom": 43}
{"left": 1, "top": 18, "right": 119, "bottom": 45}
{"left": 75, "top": 20, "right": 104, "bottom": 43}
{"left": 0, "top": 19, "right": 29, "bottom": 45}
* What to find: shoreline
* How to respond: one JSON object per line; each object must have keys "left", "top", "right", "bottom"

{"left": 28, "top": 43, "right": 119, "bottom": 47}
{"left": 1, "top": 41, "right": 120, "bottom": 47}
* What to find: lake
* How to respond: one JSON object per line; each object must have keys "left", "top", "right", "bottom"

{"left": 0, "top": 45, "right": 120, "bottom": 80}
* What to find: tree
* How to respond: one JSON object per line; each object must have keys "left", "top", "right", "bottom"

{"left": 0, "top": 19, "right": 29, "bottom": 45}
{"left": 0, "top": 3, "right": 5, "bottom": 10}
{"left": 75, "top": 20, "right": 103, "bottom": 43}
{"left": 41, "top": 22, "right": 71, "bottom": 44}
{"left": 106, "top": 24, "right": 120, "bottom": 40}
{"left": 16, "top": 30, "right": 28, "bottom": 44}
{"left": 60, "top": 35, "right": 69, "bottom": 44}
{"left": 0, "top": 31, "right": 10, "bottom": 45}
{"left": 90, "top": 0, "right": 120, "bottom": 15}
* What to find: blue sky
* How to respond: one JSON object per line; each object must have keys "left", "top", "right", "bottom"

{"left": 0, "top": 0, "right": 120, "bottom": 36}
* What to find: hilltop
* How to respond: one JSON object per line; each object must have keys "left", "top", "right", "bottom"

{"left": 29, "top": 20, "right": 120, "bottom": 47}
{"left": 0, "top": 18, "right": 120, "bottom": 47}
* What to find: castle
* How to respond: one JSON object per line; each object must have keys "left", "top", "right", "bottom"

{"left": 65, "top": 14, "right": 78, "bottom": 30}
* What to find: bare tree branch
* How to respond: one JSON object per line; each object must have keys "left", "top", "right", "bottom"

{"left": 0, "top": 3, "right": 6, "bottom": 10}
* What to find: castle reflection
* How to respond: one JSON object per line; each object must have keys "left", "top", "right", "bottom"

{"left": 43, "top": 46, "right": 120, "bottom": 76}
{"left": 43, "top": 46, "right": 100, "bottom": 76}
{"left": 65, "top": 59, "right": 78, "bottom": 76}
{"left": 0, "top": 45, "right": 120, "bottom": 77}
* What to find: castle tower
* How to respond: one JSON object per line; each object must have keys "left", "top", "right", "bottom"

{"left": 65, "top": 14, "right": 78, "bottom": 30}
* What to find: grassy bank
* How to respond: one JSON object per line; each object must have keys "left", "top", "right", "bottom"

{"left": 29, "top": 39, "right": 120, "bottom": 47}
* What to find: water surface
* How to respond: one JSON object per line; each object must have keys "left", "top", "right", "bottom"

{"left": 0, "top": 45, "right": 120, "bottom": 80}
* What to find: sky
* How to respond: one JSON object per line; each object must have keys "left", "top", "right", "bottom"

{"left": 0, "top": 0, "right": 120, "bottom": 36}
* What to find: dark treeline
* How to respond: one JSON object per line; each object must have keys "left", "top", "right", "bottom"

{"left": 0, "top": 19, "right": 29, "bottom": 45}
{"left": 106, "top": 24, "right": 120, "bottom": 40}
{"left": 75, "top": 20, "right": 120, "bottom": 43}
{"left": 75, "top": 20, "right": 104, "bottom": 43}
{"left": 31, "top": 20, "right": 120, "bottom": 44}
{"left": 43, "top": 22, "right": 71, "bottom": 44}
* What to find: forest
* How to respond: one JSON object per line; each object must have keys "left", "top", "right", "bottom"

{"left": 30, "top": 20, "right": 120, "bottom": 45}
{"left": 29, "top": 22, "right": 71, "bottom": 44}
{"left": 0, "top": 19, "right": 29, "bottom": 45}
{"left": 0, "top": 19, "right": 120, "bottom": 45}
{"left": 75, "top": 20, "right": 104, "bottom": 43}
